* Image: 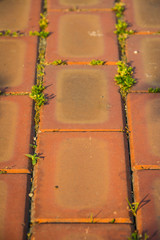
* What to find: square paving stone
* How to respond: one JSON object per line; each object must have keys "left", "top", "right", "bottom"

{"left": 0, "top": 96, "right": 33, "bottom": 169}
{"left": 0, "top": 0, "right": 41, "bottom": 32}
{"left": 0, "top": 37, "right": 38, "bottom": 93}
{"left": 46, "top": 12, "right": 118, "bottom": 62}
{"left": 0, "top": 174, "right": 30, "bottom": 240}
{"left": 33, "top": 132, "right": 130, "bottom": 220}
{"left": 127, "top": 35, "right": 160, "bottom": 91}
{"left": 48, "top": 0, "right": 115, "bottom": 9}
{"left": 124, "top": 0, "right": 160, "bottom": 31}
{"left": 133, "top": 170, "right": 160, "bottom": 239}
{"left": 41, "top": 66, "right": 123, "bottom": 130}
{"left": 32, "top": 224, "right": 132, "bottom": 240}
{"left": 127, "top": 93, "right": 160, "bottom": 166}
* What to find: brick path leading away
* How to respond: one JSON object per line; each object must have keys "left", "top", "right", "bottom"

{"left": 0, "top": 1, "right": 160, "bottom": 240}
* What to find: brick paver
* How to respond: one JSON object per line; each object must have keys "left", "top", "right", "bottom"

{"left": 46, "top": 12, "right": 118, "bottom": 62}
{"left": 127, "top": 35, "right": 160, "bottom": 91}
{"left": 40, "top": 65, "right": 124, "bottom": 130}
{"left": 133, "top": 170, "right": 160, "bottom": 239}
{"left": 0, "top": 174, "right": 30, "bottom": 240}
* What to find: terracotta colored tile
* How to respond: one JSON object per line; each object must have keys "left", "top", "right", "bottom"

{"left": 0, "top": 0, "right": 42, "bottom": 32}
{"left": 46, "top": 12, "right": 118, "bottom": 62}
{"left": 33, "top": 132, "right": 130, "bottom": 219}
{"left": 133, "top": 170, "right": 160, "bottom": 239}
{"left": 0, "top": 96, "right": 33, "bottom": 169}
{"left": 127, "top": 35, "right": 160, "bottom": 91}
{"left": 127, "top": 93, "right": 160, "bottom": 166}
{"left": 48, "top": 0, "right": 115, "bottom": 9}
{"left": 0, "top": 37, "right": 38, "bottom": 93}
{"left": 41, "top": 66, "right": 123, "bottom": 130}
{"left": 124, "top": 0, "right": 160, "bottom": 31}
{"left": 32, "top": 224, "right": 132, "bottom": 240}
{"left": 0, "top": 174, "right": 30, "bottom": 240}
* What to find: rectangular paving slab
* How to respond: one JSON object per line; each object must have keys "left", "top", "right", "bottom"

{"left": 33, "top": 132, "right": 130, "bottom": 220}
{"left": 0, "top": 96, "right": 33, "bottom": 169}
{"left": 48, "top": 0, "right": 115, "bottom": 9}
{"left": 133, "top": 170, "right": 160, "bottom": 240}
{"left": 0, "top": 37, "right": 38, "bottom": 92}
{"left": 0, "top": 174, "right": 30, "bottom": 240}
{"left": 0, "top": 0, "right": 41, "bottom": 32}
{"left": 127, "top": 35, "right": 160, "bottom": 91}
{"left": 127, "top": 93, "right": 160, "bottom": 167}
{"left": 46, "top": 12, "right": 118, "bottom": 62}
{"left": 32, "top": 224, "right": 132, "bottom": 240}
{"left": 40, "top": 66, "right": 124, "bottom": 130}
{"left": 124, "top": 0, "right": 160, "bottom": 31}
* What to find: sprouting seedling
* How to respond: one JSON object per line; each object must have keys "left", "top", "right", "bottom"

{"left": 90, "top": 213, "right": 94, "bottom": 223}
{"left": 90, "top": 60, "right": 105, "bottom": 65}
{"left": 110, "top": 218, "right": 115, "bottom": 223}
{"left": 148, "top": 87, "right": 160, "bottom": 93}
{"left": 29, "top": 31, "right": 49, "bottom": 38}
{"left": 25, "top": 153, "right": 40, "bottom": 166}
{"left": 29, "top": 84, "right": 46, "bottom": 107}
{"left": 51, "top": 60, "right": 67, "bottom": 65}
{"left": 127, "top": 198, "right": 139, "bottom": 217}
{"left": 112, "top": 2, "right": 125, "bottom": 18}
{"left": 0, "top": 170, "right": 7, "bottom": 174}
{"left": 128, "top": 231, "right": 149, "bottom": 240}
{"left": 39, "top": 13, "right": 48, "bottom": 31}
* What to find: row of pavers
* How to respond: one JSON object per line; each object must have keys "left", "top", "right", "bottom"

{"left": 0, "top": 0, "right": 160, "bottom": 239}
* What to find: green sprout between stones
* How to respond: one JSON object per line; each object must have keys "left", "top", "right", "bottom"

{"left": 0, "top": 30, "right": 24, "bottom": 37}
{"left": 90, "top": 60, "right": 105, "bottom": 65}
{"left": 115, "top": 61, "right": 136, "bottom": 97}
{"left": 128, "top": 231, "right": 149, "bottom": 240}
{"left": 29, "top": 30, "right": 49, "bottom": 38}
{"left": 51, "top": 59, "right": 67, "bottom": 65}
{"left": 39, "top": 13, "right": 48, "bottom": 30}
{"left": 29, "top": 84, "right": 46, "bottom": 107}
{"left": 25, "top": 153, "right": 39, "bottom": 166}
{"left": 148, "top": 87, "right": 160, "bottom": 93}
{"left": 127, "top": 198, "right": 139, "bottom": 217}
{"left": 0, "top": 170, "right": 7, "bottom": 174}
{"left": 112, "top": 2, "right": 125, "bottom": 18}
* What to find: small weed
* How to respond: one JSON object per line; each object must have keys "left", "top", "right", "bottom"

{"left": 148, "top": 87, "right": 160, "bottom": 93}
{"left": 127, "top": 198, "right": 139, "bottom": 217}
{"left": 39, "top": 13, "right": 48, "bottom": 31}
{"left": 115, "top": 61, "right": 136, "bottom": 97}
{"left": 29, "top": 84, "right": 46, "bottom": 107}
{"left": 90, "top": 60, "right": 105, "bottom": 65}
{"left": 25, "top": 153, "right": 39, "bottom": 166}
{"left": 115, "top": 19, "right": 134, "bottom": 38}
{"left": 128, "top": 231, "right": 149, "bottom": 240}
{"left": 0, "top": 30, "right": 24, "bottom": 37}
{"left": 112, "top": 2, "right": 125, "bottom": 18}
{"left": 51, "top": 59, "right": 67, "bottom": 65}
{"left": 29, "top": 31, "right": 49, "bottom": 38}
{"left": 0, "top": 170, "right": 7, "bottom": 174}
{"left": 30, "top": 144, "right": 37, "bottom": 149}
{"left": 110, "top": 218, "right": 115, "bottom": 223}
{"left": 90, "top": 213, "right": 94, "bottom": 223}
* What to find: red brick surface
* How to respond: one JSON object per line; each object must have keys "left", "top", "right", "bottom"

{"left": 0, "top": 96, "right": 33, "bottom": 169}
{"left": 46, "top": 12, "right": 118, "bottom": 62}
{"left": 127, "top": 93, "right": 160, "bottom": 167}
{"left": 48, "top": 0, "right": 115, "bottom": 9}
{"left": 33, "top": 132, "right": 130, "bottom": 220}
{"left": 0, "top": 37, "right": 38, "bottom": 93}
{"left": 133, "top": 170, "right": 160, "bottom": 239}
{"left": 127, "top": 35, "right": 160, "bottom": 91}
{"left": 31, "top": 223, "right": 132, "bottom": 240}
{"left": 41, "top": 65, "right": 124, "bottom": 130}
{"left": 124, "top": 0, "right": 160, "bottom": 31}
{"left": 0, "top": 0, "right": 42, "bottom": 32}
{"left": 0, "top": 174, "right": 30, "bottom": 240}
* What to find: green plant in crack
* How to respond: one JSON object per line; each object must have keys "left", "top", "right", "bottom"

{"left": 25, "top": 153, "right": 39, "bottom": 166}
{"left": 0, "top": 170, "right": 7, "bottom": 174}
{"left": 29, "top": 30, "right": 49, "bottom": 38}
{"left": 0, "top": 30, "right": 24, "bottom": 37}
{"left": 29, "top": 84, "right": 46, "bottom": 107}
{"left": 128, "top": 231, "right": 149, "bottom": 240}
{"left": 51, "top": 59, "right": 67, "bottom": 65}
{"left": 115, "top": 61, "right": 136, "bottom": 97}
{"left": 127, "top": 198, "right": 139, "bottom": 217}
{"left": 90, "top": 60, "right": 105, "bottom": 65}
{"left": 39, "top": 13, "right": 48, "bottom": 31}
{"left": 112, "top": 2, "right": 125, "bottom": 18}
{"left": 148, "top": 87, "right": 160, "bottom": 93}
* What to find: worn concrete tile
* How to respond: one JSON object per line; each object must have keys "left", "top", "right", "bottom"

{"left": 127, "top": 93, "right": 160, "bottom": 166}
{"left": 0, "top": 0, "right": 42, "bottom": 31}
{"left": 33, "top": 132, "right": 130, "bottom": 219}
{"left": 0, "top": 96, "right": 33, "bottom": 169}
{"left": 46, "top": 12, "right": 118, "bottom": 62}
{"left": 48, "top": 0, "right": 115, "bottom": 10}
{"left": 0, "top": 37, "right": 38, "bottom": 92}
{"left": 0, "top": 174, "right": 30, "bottom": 240}
{"left": 32, "top": 224, "right": 132, "bottom": 240}
{"left": 127, "top": 35, "right": 160, "bottom": 91}
{"left": 133, "top": 170, "right": 160, "bottom": 239}
{"left": 40, "top": 66, "right": 123, "bottom": 130}
{"left": 124, "top": 0, "right": 160, "bottom": 31}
